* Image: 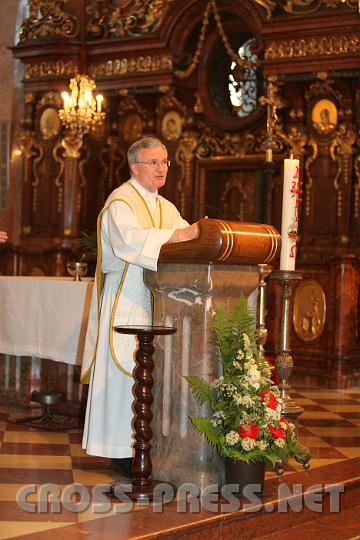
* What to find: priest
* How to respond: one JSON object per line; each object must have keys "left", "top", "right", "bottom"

{"left": 81, "top": 136, "right": 198, "bottom": 475}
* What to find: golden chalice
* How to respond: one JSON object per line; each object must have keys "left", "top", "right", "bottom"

{"left": 66, "top": 261, "right": 88, "bottom": 281}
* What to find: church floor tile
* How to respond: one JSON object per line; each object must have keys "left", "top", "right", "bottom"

{"left": 0, "top": 387, "right": 357, "bottom": 539}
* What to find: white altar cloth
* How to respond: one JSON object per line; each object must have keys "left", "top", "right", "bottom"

{"left": 0, "top": 276, "right": 93, "bottom": 365}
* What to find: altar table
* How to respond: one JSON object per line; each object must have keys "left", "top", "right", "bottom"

{"left": 0, "top": 276, "right": 93, "bottom": 365}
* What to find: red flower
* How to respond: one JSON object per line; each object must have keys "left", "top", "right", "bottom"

{"left": 239, "top": 422, "right": 260, "bottom": 440}
{"left": 260, "top": 390, "right": 278, "bottom": 410}
{"left": 268, "top": 425, "right": 286, "bottom": 439}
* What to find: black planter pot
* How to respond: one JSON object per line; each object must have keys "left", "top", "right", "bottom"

{"left": 224, "top": 459, "right": 265, "bottom": 498}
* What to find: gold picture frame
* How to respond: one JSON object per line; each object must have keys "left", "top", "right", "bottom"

{"left": 161, "top": 110, "right": 182, "bottom": 141}
{"left": 39, "top": 107, "right": 61, "bottom": 140}
{"left": 293, "top": 280, "right": 326, "bottom": 342}
{"left": 311, "top": 99, "right": 337, "bottom": 135}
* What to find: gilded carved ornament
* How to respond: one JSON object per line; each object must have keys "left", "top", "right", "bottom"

{"left": 37, "top": 91, "right": 63, "bottom": 110}
{"left": 19, "top": 0, "right": 78, "bottom": 42}
{"left": 175, "top": 132, "right": 199, "bottom": 216}
{"left": 196, "top": 128, "right": 256, "bottom": 160}
{"left": 305, "top": 79, "right": 343, "bottom": 108}
{"left": 286, "top": 116, "right": 308, "bottom": 158}
{"left": 61, "top": 132, "right": 83, "bottom": 158}
{"left": 353, "top": 155, "right": 360, "bottom": 220}
{"left": 253, "top": 0, "right": 357, "bottom": 20}
{"left": 18, "top": 127, "right": 44, "bottom": 213}
{"left": 52, "top": 142, "right": 65, "bottom": 212}
{"left": 78, "top": 147, "right": 90, "bottom": 214}
{"left": 86, "top": 0, "right": 173, "bottom": 39}
{"left": 330, "top": 122, "right": 356, "bottom": 218}
{"left": 24, "top": 60, "right": 78, "bottom": 81}
{"left": 304, "top": 137, "right": 318, "bottom": 217}
{"left": 88, "top": 55, "right": 172, "bottom": 78}
{"left": 265, "top": 34, "right": 359, "bottom": 60}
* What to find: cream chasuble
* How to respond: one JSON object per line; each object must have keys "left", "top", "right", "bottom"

{"left": 81, "top": 179, "right": 188, "bottom": 458}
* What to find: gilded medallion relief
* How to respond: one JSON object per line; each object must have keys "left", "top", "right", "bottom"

{"left": 293, "top": 280, "right": 326, "bottom": 342}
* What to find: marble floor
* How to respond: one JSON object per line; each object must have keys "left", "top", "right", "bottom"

{"left": 0, "top": 387, "right": 358, "bottom": 540}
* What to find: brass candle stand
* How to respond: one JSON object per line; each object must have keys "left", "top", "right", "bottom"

{"left": 257, "top": 264, "right": 272, "bottom": 357}
{"left": 269, "top": 269, "right": 311, "bottom": 475}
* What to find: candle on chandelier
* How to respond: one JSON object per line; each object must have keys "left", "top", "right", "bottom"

{"left": 279, "top": 155, "right": 301, "bottom": 271}
{"left": 61, "top": 92, "right": 70, "bottom": 112}
{"left": 96, "top": 94, "right": 103, "bottom": 113}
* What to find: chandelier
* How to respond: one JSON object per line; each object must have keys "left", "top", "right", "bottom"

{"left": 59, "top": 74, "right": 105, "bottom": 139}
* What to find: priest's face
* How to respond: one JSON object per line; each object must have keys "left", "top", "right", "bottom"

{"left": 130, "top": 146, "right": 169, "bottom": 192}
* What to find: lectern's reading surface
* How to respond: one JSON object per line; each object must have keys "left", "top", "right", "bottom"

{"left": 160, "top": 218, "right": 280, "bottom": 264}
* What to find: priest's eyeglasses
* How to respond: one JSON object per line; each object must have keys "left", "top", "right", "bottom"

{"left": 135, "top": 159, "right": 171, "bottom": 168}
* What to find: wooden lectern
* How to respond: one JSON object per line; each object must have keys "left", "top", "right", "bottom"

{"left": 143, "top": 218, "right": 280, "bottom": 490}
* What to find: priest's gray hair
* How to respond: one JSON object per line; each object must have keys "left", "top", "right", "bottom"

{"left": 127, "top": 137, "right": 167, "bottom": 166}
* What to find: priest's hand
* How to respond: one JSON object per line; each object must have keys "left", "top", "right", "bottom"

{"left": 167, "top": 222, "right": 199, "bottom": 244}
{"left": 0, "top": 231, "right": 8, "bottom": 243}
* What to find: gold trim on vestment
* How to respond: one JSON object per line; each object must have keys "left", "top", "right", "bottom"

{"left": 109, "top": 262, "right": 132, "bottom": 376}
{"left": 81, "top": 182, "right": 164, "bottom": 382}
{"left": 80, "top": 196, "right": 134, "bottom": 383}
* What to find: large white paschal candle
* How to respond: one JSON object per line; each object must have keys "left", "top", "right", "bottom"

{"left": 280, "top": 156, "right": 300, "bottom": 271}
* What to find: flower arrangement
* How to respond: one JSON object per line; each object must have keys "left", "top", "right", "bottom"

{"left": 186, "top": 295, "right": 310, "bottom": 467}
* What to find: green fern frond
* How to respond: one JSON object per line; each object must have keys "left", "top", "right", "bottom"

{"left": 185, "top": 376, "right": 213, "bottom": 406}
{"left": 190, "top": 417, "right": 224, "bottom": 451}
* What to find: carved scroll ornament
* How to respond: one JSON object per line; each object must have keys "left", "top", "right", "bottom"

{"left": 86, "top": 0, "right": 173, "bottom": 39}
{"left": 88, "top": 55, "right": 172, "bottom": 78}
{"left": 19, "top": 0, "right": 78, "bottom": 42}
{"left": 254, "top": 0, "right": 357, "bottom": 20}
{"left": 265, "top": 34, "right": 359, "bottom": 60}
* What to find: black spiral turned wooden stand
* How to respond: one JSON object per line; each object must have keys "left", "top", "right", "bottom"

{"left": 110, "top": 324, "right": 176, "bottom": 503}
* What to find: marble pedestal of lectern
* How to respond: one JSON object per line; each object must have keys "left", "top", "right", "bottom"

{"left": 144, "top": 263, "right": 259, "bottom": 490}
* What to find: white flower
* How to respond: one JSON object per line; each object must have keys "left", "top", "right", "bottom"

{"left": 246, "top": 376, "right": 260, "bottom": 390}
{"left": 210, "top": 410, "right": 225, "bottom": 426}
{"left": 256, "top": 440, "right": 268, "bottom": 450}
{"left": 280, "top": 421, "right": 288, "bottom": 430}
{"left": 265, "top": 408, "right": 281, "bottom": 421}
{"left": 210, "top": 376, "right": 224, "bottom": 388}
{"left": 243, "top": 333, "right": 251, "bottom": 347}
{"left": 248, "top": 366, "right": 261, "bottom": 380}
{"left": 262, "top": 367, "right": 271, "bottom": 378}
{"left": 226, "top": 431, "right": 240, "bottom": 446}
{"left": 241, "top": 395, "right": 254, "bottom": 407}
{"left": 232, "top": 360, "right": 242, "bottom": 369}
{"left": 241, "top": 437, "right": 256, "bottom": 451}
{"left": 236, "top": 349, "right": 244, "bottom": 360}
{"left": 274, "top": 439, "right": 286, "bottom": 448}
{"left": 233, "top": 393, "right": 243, "bottom": 405}
{"left": 224, "top": 383, "right": 237, "bottom": 395}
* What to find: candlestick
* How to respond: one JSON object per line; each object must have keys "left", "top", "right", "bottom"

{"left": 270, "top": 270, "right": 311, "bottom": 475}
{"left": 280, "top": 157, "right": 300, "bottom": 271}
